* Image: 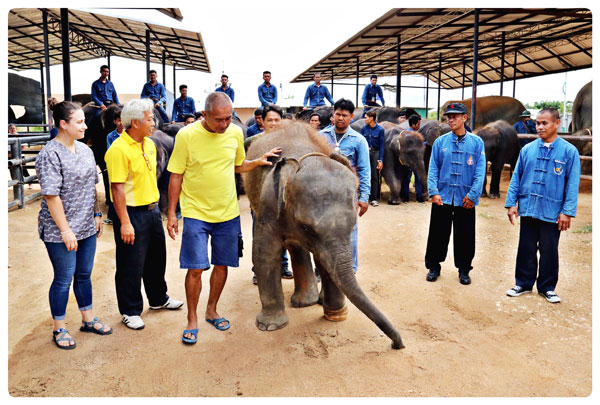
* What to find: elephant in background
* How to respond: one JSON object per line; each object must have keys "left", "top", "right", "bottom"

{"left": 296, "top": 106, "right": 334, "bottom": 130}
{"left": 243, "top": 122, "right": 404, "bottom": 350}
{"left": 475, "top": 120, "right": 520, "bottom": 198}
{"left": 571, "top": 81, "right": 592, "bottom": 174}
{"left": 417, "top": 119, "right": 451, "bottom": 174}
{"left": 441, "top": 96, "right": 526, "bottom": 130}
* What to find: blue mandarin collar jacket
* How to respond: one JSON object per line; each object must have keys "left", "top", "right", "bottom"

{"left": 258, "top": 83, "right": 277, "bottom": 106}
{"left": 303, "top": 83, "right": 334, "bottom": 107}
{"left": 141, "top": 81, "right": 166, "bottom": 104}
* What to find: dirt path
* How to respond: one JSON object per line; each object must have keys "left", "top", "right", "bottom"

{"left": 6, "top": 172, "right": 592, "bottom": 397}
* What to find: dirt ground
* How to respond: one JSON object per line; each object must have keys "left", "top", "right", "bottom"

{"left": 6, "top": 171, "right": 593, "bottom": 397}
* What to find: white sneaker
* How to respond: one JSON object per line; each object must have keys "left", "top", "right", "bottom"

{"left": 506, "top": 285, "right": 532, "bottom": 297}
{"left": 149, "top": 297, "right": 184, "bottom": 310}
{"left": 122, "top": 315, "right": 145, "bottom": 330}
{"left": 371, "top": 200, "right": 379, "bottom": 207}
{"left": 539, "top": 290, "right": 561, "bottom": 303}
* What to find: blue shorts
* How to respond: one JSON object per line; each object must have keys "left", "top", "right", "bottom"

{"left": 179, "top": 216, "right": 241, "bottom": 269}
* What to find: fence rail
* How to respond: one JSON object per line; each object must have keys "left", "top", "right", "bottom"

{"left": 7, "top": 134, "right": 50, "bottom": 209}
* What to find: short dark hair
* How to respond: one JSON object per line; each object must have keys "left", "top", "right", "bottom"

{"left": 148, "top": 69, "right": 157, "bottom": 75}
{"left": 254, "top": 108, "right": 263, "bottom": 117}
{"left": 179, "top": 84, "right": 187, "bottom": 91}
{"left": 262, "top": 104, "right": 283, "bottom": 120}
{"left": 538, "top": 108, "right": 560, "bottom": 121}
{"left": 194, "top": 111, "right": 203, "bottom": 119}
{"left": 263, "top": 71, "right": 271, "bottom": 76}
{"left": 313, "top": 72, "right": 321, "bottom": 77}
{"left": 184, "top": 114, "right": 195, "bottom": 121}
{"left": 370, "top": 74, "right": 378, "bottom": 80}
{"left": 365, "top": 110, "right": 377, "bottom": 120}
{"left": 52, "top": 101, "right": 82, "bottom": 126}
{"left": 408, "top": 114, "right": 421, "bottom": 127}
{"left": 100, "top": 65, "right": 109, "bottom": 72}
{"left": 310, "top": 112, "right": 320, "bottom": 119}
{"left": 221, "top": 74, "right": 228, "bottom": 79}
{"left": 113, "top": 107, "right": 122, "bottom": 120}
{"left": 333, "top": 98, "right": 355, "bottom": 114}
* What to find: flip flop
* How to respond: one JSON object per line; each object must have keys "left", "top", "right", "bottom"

{"left": 80, "top": 317, "right": 113, "bottom": 335}
{"left": 52, "top": 328, "right": 76, "bottom": 350}
{"left": 182, "top": 328, "right": 199, "bottom": 344}
{"left": 205, "top": 317, "right": 230, "bottom": 331}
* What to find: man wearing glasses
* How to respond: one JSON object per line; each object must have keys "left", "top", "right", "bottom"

{"left": 105, "top": 99, "right": 183, "bottom": 331}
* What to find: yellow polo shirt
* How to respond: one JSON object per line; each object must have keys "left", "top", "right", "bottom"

{"left": 104, "top": 130, "right": 160, "bottom": 206}
{"left": 167, "top": 121, "right": 245, "bottom": 223}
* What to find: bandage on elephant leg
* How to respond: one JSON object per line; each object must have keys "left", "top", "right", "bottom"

{"left": 323, "top": 304, "right": 348, "bottom": 322}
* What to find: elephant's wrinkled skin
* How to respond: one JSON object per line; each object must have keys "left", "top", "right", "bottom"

{"left": 380, "top": 123, "right": 428, "bottom": 205}
{"left": 417, "top": 119, "right": 450, "bottom": 175}
{"left": 243, "top": 122, "right": 404, "bottom": 350}
{"left": 475, "top": 120, "right": 520, "bottom": 198}
{"left": 571, "top": 81, "right": 592, "bottom": 174}
{"left": 441, "top": 96, "right": 526, "bottom": 130}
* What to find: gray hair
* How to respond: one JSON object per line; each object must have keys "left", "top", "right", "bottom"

{"left": 204, "top": 92, "right": 232, "bottom": 113}
{"left": 121, "top": 99, "right": 154, "bottom": 130}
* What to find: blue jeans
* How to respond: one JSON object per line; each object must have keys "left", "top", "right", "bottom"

{"left": 401, "top": 168, "right": 424, "bottom": 202}
{"left": 44, "top": 234, "right": 97, "bottom": 320}
{"left": 155, "top": 104, "right": 170, "bottom": 123}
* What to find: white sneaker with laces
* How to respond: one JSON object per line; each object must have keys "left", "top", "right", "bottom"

{"left": 539, "top": 290, "right": 561, "bottom": 303}
{"left": 506, "top": 285, "right": 532, "bottom": 297}
{"left": 122, "top": 315, "right": 145, "bottom": 330}
{"left": 371, "top": 200, "right": 379, "bottom": 207}
{"left": 149, "top": 297, "right": 184, "bottom": 310}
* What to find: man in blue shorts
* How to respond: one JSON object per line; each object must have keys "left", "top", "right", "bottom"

{"left": 167, "top": 92, "right": 280, "bottom": 344}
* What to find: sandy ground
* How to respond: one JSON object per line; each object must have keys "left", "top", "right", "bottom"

{"left": 6, "top": 171, "right": 592, "bottom": 397}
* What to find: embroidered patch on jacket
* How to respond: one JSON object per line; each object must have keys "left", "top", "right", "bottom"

{"left": 554, "top": 164, "right": 563, "bottom": 175}
{"left": 467, "top": 155, "right": 474, "bottom": 166}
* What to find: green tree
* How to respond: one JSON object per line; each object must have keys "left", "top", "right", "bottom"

{"left": 530, "top": 100, "right": 573, "bottom": 113}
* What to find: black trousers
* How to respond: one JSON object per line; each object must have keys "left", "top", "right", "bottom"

{"left": 110, "top": 204, "right": 169, "bottom": 316}
{"left": 368, "top": 149, "right": 381, "bottom": 201}
{"left": 515, "top": 217, "right": 561, "bottom": 293}
{"left": 425, "top": 203, "right": 476, "bottom": 273}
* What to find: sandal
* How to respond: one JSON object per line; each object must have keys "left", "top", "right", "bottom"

{"left": 205, "top": 317, "right": 230, "bottom": 331}
{"left": 52, "top": 328, "right": 76, "bottom": 350}
{"left": 80, "top": 317, "right": 113, "bottom": 335}
{"left": 182, "top": 328, "right": 199, "bottom": 345}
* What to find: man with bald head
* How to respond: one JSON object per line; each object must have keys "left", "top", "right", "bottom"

{"left": 167, "top": 92, "right": 281, "bottom": 344}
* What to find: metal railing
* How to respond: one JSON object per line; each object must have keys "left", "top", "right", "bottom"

{"left": 7, "top": 134, "right": 50, "bottom": 209}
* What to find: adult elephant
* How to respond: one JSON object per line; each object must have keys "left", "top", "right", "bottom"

{"left": 475, "top": 120, "right": 520, "bottom": 198}
{"left": 243, "top": 122, "right": 404, "bottom": 350}
{"left": 571, "top": 81, "right": 592, "bottom": 174}
{"left": 380, "top": 123, "right": 428, "bottom": 204}
{"left": 376, "top": 107, "right": 420, "bottom": 124}
{"left": 441, "top": 96, "right": 526, "bottom": 130}
{"left": 295, "top": 106, "right": 334, "bottom": 130}
{"left": 418, "top": 119, "right": 451, "bottom": 174}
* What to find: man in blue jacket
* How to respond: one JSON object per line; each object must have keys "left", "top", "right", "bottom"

{"left": 258, "top": 71, "right": 277, "bottom": 107}
{"left": 361, "top": 74, "right": 385, "bottom": 117}
{"left": 360, "top": 110, "right": 385, "bottom": 206}
{"left": 320, "top": 98, "right": 370, "bottom": 273}
{"left": 425, "top": 103, "right": 486, "bottom": 285}
{"left": 140, "top": 70, "right": 169, "bottom": 123}
{"left": 303, "top": 73, "right": 334, "bottom": 109}
{"left": 91, "top": 65, "right": 120, "bottom": 118}
{"left": 513, "top": 109, "right": 537, "bottom": 148}
{"left": 171, "top": 84, "right": 196, "bottom": 123}
{"left": 505, "top": 108, "right": 580, "bottom": 303}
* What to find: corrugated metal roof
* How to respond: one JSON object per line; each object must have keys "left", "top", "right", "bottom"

{"left": 8, "top": 8, "right": 210, "bottom": 72}
{"left": 291, "top": 8, "right": 591, "bottom": 89}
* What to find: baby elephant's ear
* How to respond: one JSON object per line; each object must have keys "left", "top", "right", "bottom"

{"left": 328, "top": 152, "right": 352, "bottom": 170}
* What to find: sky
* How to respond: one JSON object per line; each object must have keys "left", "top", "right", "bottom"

{"left": 5, "top": 0, "right": 595, "bottom": 114}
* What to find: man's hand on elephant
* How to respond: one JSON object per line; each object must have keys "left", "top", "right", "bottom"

{"left": 557, "top": 213, "right": 572, "bottom": 231}
{"left": 357, "top": 201, "right": 369, "bottom": 217}
{"left": 167, "top": 214, "right": 179, "bottom": 240}
{"left": 431, "top": 194, "right": 443, "bottom": 206}
{"left": 507, "top": 206, "right": 519, "bottom": 225}
{"left": 258, "top": 147, "right": 282, "bottom": 166}
{"left": 376, "top": 160, "right": 383, "bottom": 171}
{"left": 462, "top": 196, "right": 474, "bottom": 209}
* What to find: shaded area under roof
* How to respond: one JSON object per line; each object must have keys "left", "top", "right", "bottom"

{"left": 8, "top": 8, "right": 210, "bottom": 72}
{"left": 291, "top": 8, "right": 591, "bottom": 89}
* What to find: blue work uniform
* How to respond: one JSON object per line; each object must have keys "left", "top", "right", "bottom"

{"left": 215, "top": 86, "right": 235, "bottom": 102}
{"left": 140, "top": 81, "right": 169, "bottom": 122}
{"left": 246, "top": 124, "right": 263, "bottom": 137}
{"left": 303, "top": 83, "right": 334, "bottom": 107}
{"left": 361, "top": 84, "right": 385, "bottom": 107}
{"left": 258, "top": 83, "right": 278, "bottom": 107}
{"left": 360, "top": 123, "right": 385, "bottom": 202}
{"left": 171, "top": 97, "right": 196, "bottom": 122}
{"left": 91, "top": 79, "right": 120, "bottom": 107}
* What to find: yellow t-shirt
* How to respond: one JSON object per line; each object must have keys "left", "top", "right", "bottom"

{"left": 104, "top": 130, "right": 160, "bottom": 206}
{"left": 167, "top": 121, "right": 245, "bottom": 223}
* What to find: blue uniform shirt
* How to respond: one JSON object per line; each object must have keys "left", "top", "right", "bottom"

{"left": 513, "top": 120, "right": 537, "bottom": 134}
{"left": 360, "top": 123, "right": 386, "bottom": 162}
{"left": 319, "top": 126, "right": 371, "bottom": 203}
{"left": 428, "top": 131, "right": 486, "bottom": 206}
{"left": 505, "top": 137, "right": 580, "bottom": 223}
{"left": 215, "top": 86, "right": 235, "bottom": 102}
{"left": 91, "top": 79, "right": 119, "bottom": 106}
{"left": 303, "top": 83, "right": 334, "bottom": 107}
{"left": 106, "top": 129, "right": 121, "bottom": 150}
{"left": 258, "top": 83, "right": 278, "bottom": 106}
{"left": 246, "top": 124, "right": 263, "bottom": 137}
{"left": 141, "top": 81, "right": 166, "bottom": 104}
{"left": 361, "top": 83, "right": 385, "bottom": 106}
{"left": 171, "top": 97, "right": 196, "bottom": 122}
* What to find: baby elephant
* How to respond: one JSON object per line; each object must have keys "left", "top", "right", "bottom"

{"left": 243, "top": 122, "right": 404, "bottom": 350}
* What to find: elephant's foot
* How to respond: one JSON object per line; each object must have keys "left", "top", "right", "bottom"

{"left": 291, "top": 287, "right": 319, "bottom": 308}
{"left": 387, "top": 199, "right": 402, "bottom": 205}
{"left": 323, "top": 304, "right": 348, "bottom": 322}
{"left": 256, "top": 309, "right": 289, "bottom": 331}
{"left": 490, "top": 193, "right": 500, "bottom": 199}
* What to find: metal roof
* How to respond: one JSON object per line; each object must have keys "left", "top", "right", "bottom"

{"left": 8, "top": 8, "right": 210, "bottom": 72}
{"left": 290, "top": 8, "right": 592, "bottom": 89}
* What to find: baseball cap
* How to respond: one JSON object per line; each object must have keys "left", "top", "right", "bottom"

{"left": 444, "top": 103, "right": 467, "bottom": 115}
{"left": 519, "top": 110, "right": 531, "bottom": 117}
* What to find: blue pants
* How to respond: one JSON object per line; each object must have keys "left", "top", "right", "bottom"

{"left": 401, "top": 168, "right": 423, "bottom": 202}
{"left": 515, "top": 217, "right": 561, "bottom": 293}
{"left": 155, "top": 105, "right": 170, "bottom": 123}
{"left": 44, "top": 234, "right": 97, "bottom": 320}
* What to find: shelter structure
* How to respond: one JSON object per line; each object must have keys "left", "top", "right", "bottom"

{"left": 291, "top": 8, "right": 591, "bottom": 125}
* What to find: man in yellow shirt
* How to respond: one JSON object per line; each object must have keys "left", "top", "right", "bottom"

{"left": 105, "top": 99, "right": 183, "bottom": 330}
{"left": 167, "top": 92, "right": 280, "bottom": 344}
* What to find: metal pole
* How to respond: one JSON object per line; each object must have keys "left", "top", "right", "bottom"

{"left": 461, "top": 63, "right": 466, "bottom": 100}
{"left": 396, "top": 35, "right": 401, "bottom": 108}
{"left": 513, "top": 49, "right": 518, "bottom": 98}
{"left": 356, "top": 57, "right": 360, "bottom": 106}
{"left": 500, "top": 31, "right": 506, "bottom": 96}
{"left": 331, "top": 69, "right": 334, "bottom": 99}
{"left": 107, "top": 53, "right": 111, "bottom": 81}
{"left": 39, "top": 63, "right": 46, "bottom": 126}
{"left": 145, "top": 30, "right": 150, "bottom": 77}
{"left": 42, "top": 9, "right": 53, "bottom": 129}
{"left": 425, "top": 72, "right": 429, "bottom": 117}
{"left": 162, "top": 50, "right": 166, "bottom": 90}
{"left": 437, "top": 53, "right": 442, "bottom": 121}
{"left": 173, "top": 65, "right": 176, "bottom": 97}
{"left": 60, "top": 8, "right": 71, "bottom": 101}
{"left": 470, "top": 9, "right": 480, "bottom": 131}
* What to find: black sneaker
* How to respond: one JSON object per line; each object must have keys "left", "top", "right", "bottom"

{"left": 426, "top": 270, "right": 440, "bottom": 282}
{"left": 506, "top": 285, "right": 532, "bottom": 297}
{"left": 458, "top": 271, "right": 471, "bottom": 285}
{"left": 281, "top": 267, "right": 293, "bottom": 279}
{"left": 539, "top": 290, "right": 561, "bottom": 303}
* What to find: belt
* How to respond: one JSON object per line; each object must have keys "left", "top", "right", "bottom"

{"left": 128, "top": 202, "right": 158, "bottom": 211}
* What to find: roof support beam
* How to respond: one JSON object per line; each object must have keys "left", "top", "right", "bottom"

{"left": 470, "top": 9, "right": 479, "bottom": 130}
{"left": 42, "top": 9, "right": 52, "bottom": 129}
{"left": 60, "top": 8, "right": 71, "bottom": 101}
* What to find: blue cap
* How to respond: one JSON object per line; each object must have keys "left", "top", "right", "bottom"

{"left": 444, "top": 103, "right": 467, "bottom": 115}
